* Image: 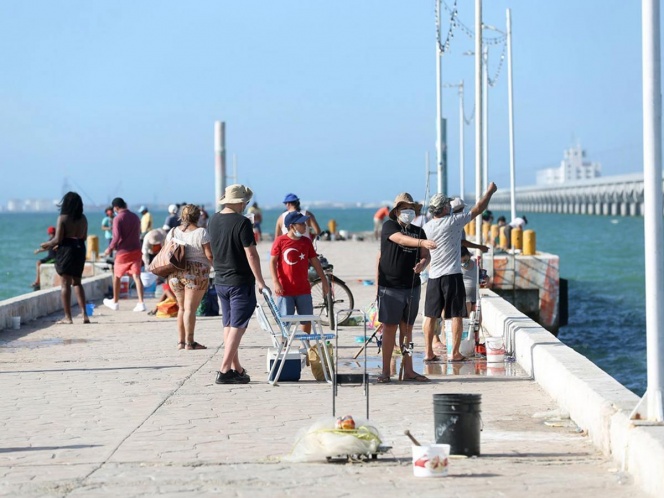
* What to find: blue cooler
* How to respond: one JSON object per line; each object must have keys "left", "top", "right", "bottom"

{"left": 266, "top": 348, "right": 305, "bottom": 382}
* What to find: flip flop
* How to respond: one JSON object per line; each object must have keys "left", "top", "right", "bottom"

{"left": 424, "top": 355, "right": 442, "bottom": 363}
{"left": 402, "top": 374, "right": 430, "bottom": 382}
{"left": 376, "top": 375, "right": 391, "bottom": 384}
{"left": 448, "top": 356, "right": 468, "bottom": 363}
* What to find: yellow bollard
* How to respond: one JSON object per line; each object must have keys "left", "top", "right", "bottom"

{"left": 465, "top": 219, "right": 475, "bottom": 237}
{"left": 523, "top": 229, "right": 536, "bottom": 255}
{"left": 86, "top": 235, "right": 99, "bottom": 261}
{"left": 482, "top": 222, "right": 490, "bottom": 244}
{"left": 499, "top": 226, "right": 508, "bottom": 249}
{"left": 511, "top": 227, "right": 523, "bottom": 251}
{"left": 490, "top": 225, "right": 500, "bottom": 246}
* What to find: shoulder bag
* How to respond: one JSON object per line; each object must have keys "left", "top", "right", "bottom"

{"left": 148, "top": 229, "right": 186, "bottom": 278}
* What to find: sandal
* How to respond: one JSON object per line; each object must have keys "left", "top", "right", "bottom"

{"left": 177, "top": 342, "right": 186, "bottom": 350}
{"left": 402, "top": 374, "right": 430, "bottom": 382}
{"left": 376, "top": 375, "right": 391, "bottom": 384}
{"left": 424, "top": 355, "right": 442, "bottom": 363}
{"left": 185, "top": 341, "right": 207, "bottom": 350}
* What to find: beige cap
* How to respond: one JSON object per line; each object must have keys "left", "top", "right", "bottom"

{"left": 220, "top": 184, "right": 253, "bottom": 204}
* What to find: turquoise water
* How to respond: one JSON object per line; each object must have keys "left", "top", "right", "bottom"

{"left": 0, "top": 209, "right": 648, "bottom": 395}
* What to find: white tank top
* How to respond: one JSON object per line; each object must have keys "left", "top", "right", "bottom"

{"left": 280, "top": 210, "right": 312, "bottom": 239}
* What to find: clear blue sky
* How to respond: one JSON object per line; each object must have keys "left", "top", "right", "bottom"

{"left": 0, "top": 1, "right": 649, "bottom": 208}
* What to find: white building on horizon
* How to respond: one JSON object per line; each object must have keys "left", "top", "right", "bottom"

{"left": 536, "top": 144, "right": 601, "bottom": 186}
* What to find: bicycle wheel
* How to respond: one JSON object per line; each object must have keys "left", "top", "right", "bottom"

{"left": 330, "top": 278, "right": 354, "bottom": 326}
{"left": 311, "top": 276, "right": 355, "bottom": 327}
{"left": 311, "top": 278, "right": 332, "bottom": 326}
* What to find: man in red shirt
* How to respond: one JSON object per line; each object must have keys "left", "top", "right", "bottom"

{"left": 102, "top": 197, "right": 146, "bottom": 312}
{"left": 270, "top": 212, "right": 329, "bottom": 333}
{"left": 373, "top": 205, "right": 390, "bottom": 241}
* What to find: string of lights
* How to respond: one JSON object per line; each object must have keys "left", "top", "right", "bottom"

{"left": 436, "top": 0, "right": 458, "bottom": 54}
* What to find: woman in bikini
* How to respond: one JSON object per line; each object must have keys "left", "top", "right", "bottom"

{"left": 41, "top": 192, "right": 90, "bottom": 324}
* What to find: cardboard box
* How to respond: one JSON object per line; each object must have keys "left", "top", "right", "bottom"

{"left": 266, "top": 348, "right": 305, "bottom": 382}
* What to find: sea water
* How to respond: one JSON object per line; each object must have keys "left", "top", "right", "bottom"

{"left": 0, "top": 209, "right": 648, "bottom": 395}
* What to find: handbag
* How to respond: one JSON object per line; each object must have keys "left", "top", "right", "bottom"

{"left": 148, "top": 229, "right": 186, "bottom": 278}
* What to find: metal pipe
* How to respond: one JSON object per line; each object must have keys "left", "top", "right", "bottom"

{"left": 459, "top": 81, "right": 465, "bottom": 199}
{"left": 214, "top": 121, "right": 226, "bottom": 210}
{"left": 507, "top": 9, "right": 517, "bottom": 222}
{"left": 435, "top": 8, "right": 444, "bottom": 195}
{"left": 482, "top": 44, "right": 489, "bottom": 193}
{"left": 632, "top": 0, "right": 664, "bottom": 422}
{"left": 475, "top": 0, "right": 483, "bottom": 245}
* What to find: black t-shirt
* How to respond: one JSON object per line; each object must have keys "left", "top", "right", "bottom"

{"left": 208, "top": 212, "right": 256, "bottom": 286}
{"left": 378, "top": 219, "right": 427, "bottom": 288}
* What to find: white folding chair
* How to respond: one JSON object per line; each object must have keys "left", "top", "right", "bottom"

{"left": 259, "top": 289, "right": 335, "bottom": 386}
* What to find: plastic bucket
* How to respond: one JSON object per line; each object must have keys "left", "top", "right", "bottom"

{"left": 140, "top": 271, "right": 157, "bottom": 288}
{"left": 433, "top": 393, "right": 482, "bottom": 456}
{"left": 11, "top": 316, "right": 21, "bottom": 330}
{"left": 485, "top": 336, "right": 505, "bottom": 363}
{"left": 445, "top": 323, "right": 474, "bottom": 358}
{"left": 412, "top": 444, "right": 450, "bottom": 477}
{"left": 85, "top": 303, "right": 95, "bottom": 316}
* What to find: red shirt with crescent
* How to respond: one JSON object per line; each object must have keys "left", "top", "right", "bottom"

{"left": 271, "top": 234, "right": 318, "bottom": 296}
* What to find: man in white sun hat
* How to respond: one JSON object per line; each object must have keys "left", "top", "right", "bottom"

{"left": 209, "top": 184, "right": 269, "bottom": 385}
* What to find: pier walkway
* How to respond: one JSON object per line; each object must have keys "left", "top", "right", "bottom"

{"left": 0, "top": 241, "right": 645, "bottom": 497}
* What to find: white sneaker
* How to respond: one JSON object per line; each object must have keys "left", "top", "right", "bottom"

{"left": 103, "top": 298, "right": 119, "bottom": 311}
{"left": 133, "top": 302, "right": 146, "bottom": 312}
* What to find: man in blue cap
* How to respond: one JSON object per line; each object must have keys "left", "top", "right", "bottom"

{"left": 270, "top": 211, "right": 329, "bottom": 333}
{"left": 273, "top": 193, "right": 321, "bottom": 241}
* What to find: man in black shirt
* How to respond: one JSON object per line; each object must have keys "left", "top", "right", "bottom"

{"left": 208, "top": 184, "right": 268, "bottom": 385}
{"left": 376, "top": 192, "right": 436, "bottom": 383}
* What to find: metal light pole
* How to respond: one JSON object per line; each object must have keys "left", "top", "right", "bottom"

{"left": 475, "top": 0, "right": 483, "bottom": 245}
{"left": 459, "top": 81, "right": 465, "bottom": 199}
{"left": 507, "top": 8, "right": 517, "bottom": 221}
{"left": 631, "top": 0, "right": 664, "bottom": 422}
{"left": 435, "top": 10, "right": 445, "bottom": 195}
{"left": 214, "top": 121, "right": 226, "bottom": 211}
{"left": 482, "top": 43, "right": 489, "bottom": 192}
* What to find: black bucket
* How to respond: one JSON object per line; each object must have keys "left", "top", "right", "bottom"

{"left": 433, "top": 393, "right": 481, "bottom": 456}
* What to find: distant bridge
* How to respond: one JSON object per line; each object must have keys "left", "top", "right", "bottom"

{"left": 488, "top": 173, "right": 664, "bottom": 217}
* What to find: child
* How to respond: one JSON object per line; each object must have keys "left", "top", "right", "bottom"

{"left": 32, "top": 226, "right": 57, "bottom": 290}
{"left": 270, "top": 212, "right": 329, "bottom": 333}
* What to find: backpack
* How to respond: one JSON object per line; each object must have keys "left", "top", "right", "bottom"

{"left": 196, "top": 284, "right": 220, "bottom": 316}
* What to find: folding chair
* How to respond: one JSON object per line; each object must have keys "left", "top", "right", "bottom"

{"left": 258, "top": 289, "right": 335, "bottom": 386}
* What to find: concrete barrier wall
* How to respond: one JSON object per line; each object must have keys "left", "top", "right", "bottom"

{"left": 0, "top": 274, "right": 112, "bottom": 331}
{"left": 481, "top": 290, "right": 664, "bottom": 497}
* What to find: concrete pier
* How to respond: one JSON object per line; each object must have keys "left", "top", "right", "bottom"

{"left": 0, "top": 240, "right": 659, "bottom": 496}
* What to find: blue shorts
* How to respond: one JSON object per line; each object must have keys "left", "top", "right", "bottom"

{"left": 377, "top": 285, "right": 421, "bottom": 326}
{"left": 277, "top": 294, "right": 314, "bottom": 317}
{"left": 215, "top": 284, "right": 257, "bottom": 329}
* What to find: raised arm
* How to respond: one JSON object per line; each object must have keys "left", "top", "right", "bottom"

{"left": 470, "top": 182, "right": 498, "bottom": 219}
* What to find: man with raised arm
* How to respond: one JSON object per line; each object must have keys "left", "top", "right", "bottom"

{"left": 422, "top": 182, "right": 498, "bottom": 363}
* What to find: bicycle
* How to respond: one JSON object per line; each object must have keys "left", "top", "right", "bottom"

{"left": 308, "top": 254, "right": 354, "bottom": 329}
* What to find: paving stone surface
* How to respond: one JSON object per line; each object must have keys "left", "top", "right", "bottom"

{"left": 0, "top": 240, "right": 644, "bottom": 497}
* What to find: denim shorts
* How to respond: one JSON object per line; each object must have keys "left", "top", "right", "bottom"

{"left": 377, "top": 285, "right": 421, "bottom": 326}
{"left": 277, "top": 294, "right": 314, "bottom": 317}
{"left": 215, "top": 284, "right": 257, "bottom": 329}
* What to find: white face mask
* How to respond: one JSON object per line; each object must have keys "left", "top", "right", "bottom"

{"left": 292, "top": 230, "right": 304, "bottom": 238}
{"left": 398, "top": 209, "right": 416, "bottom": 225}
